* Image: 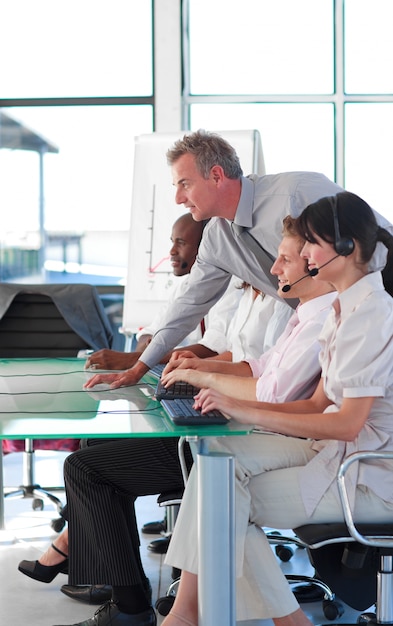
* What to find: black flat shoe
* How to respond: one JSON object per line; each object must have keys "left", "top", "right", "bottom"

{"left": 53, "top": 601, "right": 157, "bottom": 625}
{"left": 147, "top": 536, "right": 170, "bottom": 554}
{"left": 141, "top": 519, "right": 166, "bottom": 535}
{"left": 61, "top": 585, "right": 113, "bottom": 605}
{"left": 18, "top": 543, "right": 69, "bottom": 583}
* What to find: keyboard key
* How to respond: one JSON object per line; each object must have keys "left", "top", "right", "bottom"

{"left": 155, "top": 380, "right": 199, "bottom": 400}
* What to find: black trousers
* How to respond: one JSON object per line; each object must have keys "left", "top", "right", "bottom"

{"left": 63, "top": 437, "right": 192, "bottom": 586}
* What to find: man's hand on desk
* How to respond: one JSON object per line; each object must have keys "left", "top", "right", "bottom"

{"left": 85, "top": 349, "right": 141, "bottom": 371}
{"left": 84, "top": 361, "right": 149, "bottom": 389}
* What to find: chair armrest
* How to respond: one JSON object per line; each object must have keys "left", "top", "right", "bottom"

{"left": 337, "top": 450, "right": 393, "bottom": 548}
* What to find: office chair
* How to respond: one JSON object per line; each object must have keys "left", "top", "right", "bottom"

{"left": 157, "top": 450, "right": 393, "bottom": 621}
{"left": 291, "top": 450, "right": 393, "bottom": 623}
{"left": 0, "top": 283, "right": 113, "bottom": 528}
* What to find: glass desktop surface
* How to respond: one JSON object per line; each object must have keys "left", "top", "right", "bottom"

{"left": 0, "top": 358, "right": 252, "bottom": 440}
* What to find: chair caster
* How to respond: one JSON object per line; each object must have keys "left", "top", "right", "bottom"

{"left": 51, "top": 516, "right": 66, "bottom": 532}
{"left": 155, "top": 595, "right": 175, "bottom": 616}
{"left": 322, "top": 598, "right": 345, "bottom": 620}
{"left": 357, "top": 612, "right": 377, "bottom": 624}
{"left": 275, "top": 544, "right": 294, "bottom": 562}
{"left": 32, "top": 497, "right": 44, "bottom": 511}
{"left": 267, "top": 530, "right": 304, "bottom": 561}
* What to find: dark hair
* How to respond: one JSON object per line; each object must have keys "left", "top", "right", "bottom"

{"left": 295, "top": 191, "right": 393, "bottom": 296}
{"left": 166, "top": 129, "right": 243, "bottom": 180}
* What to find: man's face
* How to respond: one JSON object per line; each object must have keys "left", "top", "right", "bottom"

{"left": 169, "top": 218, "right": 201, "bottom": 276}
{"left": 271, "top": 235, "right": 316, "bottom": 303}
{"left": 171, "top": 153, "right": 220, "bottom": 222}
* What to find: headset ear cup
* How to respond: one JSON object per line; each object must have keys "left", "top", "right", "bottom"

{"left": 334, "top": 237, "right": 354, "bottom": 256}
{"left": 330, "top": 195, "right": 355, "bottom": 256}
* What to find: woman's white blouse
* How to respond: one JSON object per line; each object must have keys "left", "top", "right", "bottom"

{"left": 300, "top": 271, "right": 393, "bottom": 516}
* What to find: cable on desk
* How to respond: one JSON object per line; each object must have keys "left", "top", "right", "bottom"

{"left": 0, "top": 407, "right": 164, "bottom": 415}
{"left": 0, "top": 386, "right": 158, "bottom": 397}
{"left": 0, "top": 372, "right": 150, "bottom": 379}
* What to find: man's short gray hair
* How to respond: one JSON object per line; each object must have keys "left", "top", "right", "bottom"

{"left": 166, "top": 129, "right": 243, "bottom": 180}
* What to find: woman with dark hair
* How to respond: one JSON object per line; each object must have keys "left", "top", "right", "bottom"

{"left": 161, "top": 191, "right": 393, "bottom": 626}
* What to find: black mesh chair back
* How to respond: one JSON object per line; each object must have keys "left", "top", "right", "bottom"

{"left": 0, "top": 292, "right": 90, "bottom": 357}
{"left": 0, "top": 284, "right": 113, "bottom": 529}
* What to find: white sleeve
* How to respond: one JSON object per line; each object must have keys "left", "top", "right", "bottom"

{"left": 198, "top": 276, "right": 243, "bottom": 354}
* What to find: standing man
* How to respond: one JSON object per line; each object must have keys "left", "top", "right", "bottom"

{"left": 85, "top": 129, "right": 390, "bottom": 390}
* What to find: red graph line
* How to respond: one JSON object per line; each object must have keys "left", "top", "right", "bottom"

{"left": 148, "top": 255, "right": 170, "bottom": 273}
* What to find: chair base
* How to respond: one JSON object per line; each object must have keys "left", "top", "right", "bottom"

{"left": 5, "top": 483, "right": 63, "bottom": 511}
{"left": 319, "top": 619, "right": 386, "bottom": 626}
{"left": 4, "top": 484, "right": 66, "bottom": 531}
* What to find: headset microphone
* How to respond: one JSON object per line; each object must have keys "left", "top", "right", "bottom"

{"left": 281, "top": 273, "right": 312, "bottom": 293}
{"left": 281, "top": 255, "right": 340, "bottom": 293}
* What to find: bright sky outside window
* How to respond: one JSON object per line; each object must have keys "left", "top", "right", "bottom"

{"left": 345, "top": 103, "right": 393, "bottom": 221}
{"left": 190, "top": 103, "right": 335, "bottom": 179}
{"left": 0, "top": 0, "right": 152, "bottom": 98}
{"left": 188, "top": 0, "right": 334, "bottom": 95}
{"left": 0, "top": 105, "right": 153, "bottom": 231}
{"left": 344, "top": 0, "right": 393, "bottom": 94}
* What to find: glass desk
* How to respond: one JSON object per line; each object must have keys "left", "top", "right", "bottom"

{"left": 0, "top": 358, "right": 253, "bottom": 626}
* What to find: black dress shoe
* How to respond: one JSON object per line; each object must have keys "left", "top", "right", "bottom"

{"left": 53, "top": 601, "right": 157, "bottom": 625}
{"left": 61, "top": 585, "right": 113, "bottom": 605}
{"left": 147, "top": 536, "right": 170, "bottom": 554}
{"left": 60, "top": 580, "right": 152, "bottom": 605}
{"left": 141, "top": 519, "right": 166, "bottom": 535}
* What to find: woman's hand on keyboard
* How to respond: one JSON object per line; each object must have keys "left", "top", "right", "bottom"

{"left": 193, "top": 388, "right": 232, "bottom": 420}
{"left": 193, "top": 387, "right": 261, "bottom": 424}
{"left": 161, "top": 367, "right": 213, "bottom": 390}
{"left": 162, "top": 353, "right": 200, "bottom": 376}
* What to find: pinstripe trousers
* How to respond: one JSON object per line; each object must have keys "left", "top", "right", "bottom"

{"left": 63, "top": 437, "right": 192, "bottom": 587}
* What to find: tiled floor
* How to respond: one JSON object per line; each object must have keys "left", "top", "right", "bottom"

{"left": 0, "top": 451, "right": 370, "bottom": 626}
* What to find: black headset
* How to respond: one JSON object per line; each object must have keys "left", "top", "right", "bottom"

{"left": 329, "top": 195, "right": 355, "bottom": 257}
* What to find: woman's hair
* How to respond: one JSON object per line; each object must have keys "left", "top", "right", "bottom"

{"left": 295, "top": 191, "right": 393, "bottom": 296}
{"left": 166, "top": 129, "right": 243, "bottom": 180}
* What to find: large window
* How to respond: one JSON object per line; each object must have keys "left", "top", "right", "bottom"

{"left": 184, "top": 0, "right": 393, "bottom": 222}
{"left": 0, "top": 0, "right": 153, "bottom": 284}
{"left": 2, "top": 0, "right": 393, "bottom": 285}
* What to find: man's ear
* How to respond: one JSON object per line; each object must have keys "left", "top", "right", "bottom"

{"left": 210, "top": 165, "right": 225, "bottom": 185}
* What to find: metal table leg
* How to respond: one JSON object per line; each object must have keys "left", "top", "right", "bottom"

{"left": 197, "top": 439, "right": 236, "bottom": 626}
{"left": 0, "top": 454, "right": 5, "bottom": 529}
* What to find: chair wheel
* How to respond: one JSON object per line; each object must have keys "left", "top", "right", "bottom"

{"left": 32, "top": 498, "right": 44, "bottom": 511}
{"left": 357, "top": 612, "right": 377, "bottom": 624}
{"left": 155, "top": 595, "right": 175, "bottom": 616}
{"left": 275, "top": 544, "right": 294, "bottom": 562}
{"left": 322, "top": 598, "right": 345, "bottom": 620}
{"left": 51, "top": 516, "right": 66, "bottom": 532}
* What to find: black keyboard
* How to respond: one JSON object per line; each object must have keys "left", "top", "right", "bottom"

{"left": 148, "top": 364, "right": 165, "bottom": 380}
{"left": 161, "top": 397, "right": 228, "bottom": 426}
{"left": 155, "top": 379, "right": 200, "bottom": 401}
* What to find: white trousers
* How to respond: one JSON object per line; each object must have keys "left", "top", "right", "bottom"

{"left": 166, "top": 433, "right": 393, "bottom": 621}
